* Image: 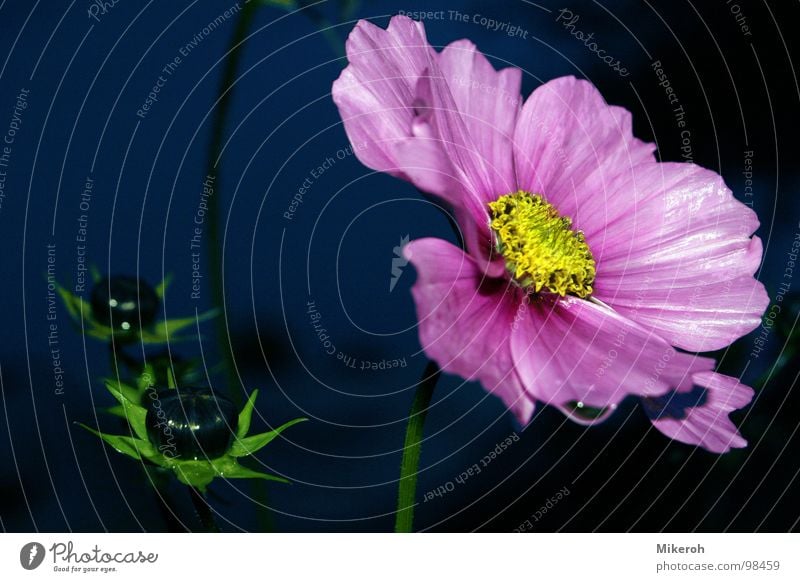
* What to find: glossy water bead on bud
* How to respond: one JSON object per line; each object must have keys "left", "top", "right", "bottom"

{"left": 90, "top": 276, "right": 159, "bottom": 333}
{"left": 145, "top": 388, "right": 238, "bottom": 460}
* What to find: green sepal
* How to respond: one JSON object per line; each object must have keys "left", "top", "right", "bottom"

{"left": 138, "top": 309, "right": 219, "bottom": 344}
{"left": 102, "top": 379, "right": 148, "bottom": 440}
{"left": 137, "top": 363, "right": 156, "bottom": 392}
{"left": 229, "top": 417, "right": 307, "bottom": 457}
{"left": 168, "top": 457, "right": 289, "bottom": 492}
{"left": 77, "top": 423, "right": 164, "bottom": 466}
{"left": 56, "top": 284, "right": 92, "bottom": 322}
{"left": 236, "top": 389, "right": 259, "bottom": 438}
{"left": 170, "top": 460, "right": 218, "bottom": 491}
{"left": 104, "top": 378, "right": 141, "bottom": 405}
{"left": 211, "top": 456, "right": 290, "bottom": 484}
{"left": 166, "top": 367, "right": 178, "bottom": 389}
{"left": 105, "top": 404, "right": 126, "bottom": 418}
{"left": 57, "top": 278, "right": 217, "bottom": 345}
{"left": 154, "top": 274, "right": 172, "bottom": 299}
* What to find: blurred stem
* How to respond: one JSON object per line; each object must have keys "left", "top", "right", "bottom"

{"left": 205, "top": 0, "right": 277, "bottom": 533}
{"left": 204, "top": 0, "right": 343, "bottom": 535}
{"left": 145, "top": 466, "right": 185, "bottom": 532}
{"left": 395, "top": 361, "right": 440, "bottom": 533}
{"left": 755, "top": 342, "right": 798, "bottom": 389}
{"left": 301, "top": 3, "right": 344, "bottom": 57}
{"left": 108, "top": 342, "right": 184, "bottom": 532}
{"left": 189, "top": 487, "right": 220, "bottom": 532}
{"left": 205, "top": 1, "right": 259, "bottom": 410}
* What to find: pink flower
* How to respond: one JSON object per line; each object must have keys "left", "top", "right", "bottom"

{"left": 332, "top": 16, "right": 768, "bottom": 452}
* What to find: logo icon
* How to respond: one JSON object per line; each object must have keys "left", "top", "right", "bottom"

{"left": 389, "top": 235, "right": 410, "bottom": 292}
{"left": 20, "top": 542, "right": 45, "bottom": 570}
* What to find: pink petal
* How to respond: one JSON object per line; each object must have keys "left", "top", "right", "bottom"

{"left": 643, "top": 372, "right": 753, "bottom": 453}
{"left": 512, "top": 76, "right": 656, "bottom": 231}
{"left": 437, "top": 39, "right": 522, "bottom": 199}
{"left": 332, "top": 16, "right": 436, "bottom": 180}
{"left": 510, "top": 296, "right": 715, "bottom": 413}
{"left": 411, "top": 68, "right": 496, "bottom": 221}
{"left": 404, "top": 238, "right": 535, "bottom": 423}
{"left": 592, "top": 162, "right": 769, "bottom": 352}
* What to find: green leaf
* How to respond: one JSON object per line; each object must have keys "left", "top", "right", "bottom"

{"left": 104, "top": 404, "right": 126, "bottom": 418}
{"left": 212, "top": 457, "right": 290, "bottom": 484}
{"left": 138, "top": 363, "right": 156, "bottom": 392}
{"left": 86, "top": 326, "right": 113, "bottom": 341}
{"left": 171, "top": 460, "right": 218, "bottom": 491}
{"left": 140, "top": 309, "right": 219, "bottom": 344}
{"left": 122, "top": 402, "right": 149, "bottom": 441}
{"left": 166, "top": 367, "right": 177, "bottom": 389}
{"left": 78, "top": 423, "right": 156, "bottom": 462}
{"left": 56, "top": 284, "right": 92, "bottom": 322}
{"left": 104, "top": 378, "right": 141, "bottom": 406}
{"left": 223, "top": 463, "right": 290, "bottom": 484}
{"left": 237, "top": 389, "right": 259, "bottom": 438}
{"left": 229, "top": 417, "right": 307, "bottom": 457}
{"left": 155, "top": 274, "right": 173, "bottom": 299}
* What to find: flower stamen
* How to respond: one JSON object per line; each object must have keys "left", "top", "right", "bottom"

{"left": 489, "top": 191, "right": 596, "bottom": 298}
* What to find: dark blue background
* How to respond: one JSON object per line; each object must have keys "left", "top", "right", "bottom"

{"left": 1, "top": 0, "right": 798, "bottom": 532}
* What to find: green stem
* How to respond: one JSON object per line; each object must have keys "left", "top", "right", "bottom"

{"left": 302, "top": 5, "right": 345, "bottom": 57}
{"left": 395, "top": 361, "right": 440, "bottom": 533}
{"left": 205, "top": 1, "right": 259, "bottom": 410}
{"left": 145, "top": 466, "right": 186, "bottom": 532}
{"left": 189, "top": 487, "right": 220, "bottom": 532}
{"left": 205, "top": 1, "right": 280, "bottom": 533}
{"left": 203, "top": 0, "right": 343, "bottom": 535}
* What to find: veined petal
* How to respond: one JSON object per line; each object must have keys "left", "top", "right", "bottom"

{"left": 510, "top": 296, "right": 715, "bottom": 411}
{"left": 592, "top": 163, "right": 769, "bottom": 352}
{"left": 404, "top": 238, "right": 535, "bottom": 423}
{"left": 437, "top": 39, "right": 522, "bottom": 199}
{"left": 512, "top": 76, "right": 655, "bottom": 230}
{"left": 332, "top": 16, "right": 435, "bottom": 179}
{"left": 643, "top": 371, "right": 753, "bottom": 453}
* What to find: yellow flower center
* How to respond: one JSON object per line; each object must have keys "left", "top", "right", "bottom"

{"left": 488, "top": 191, "right": 596, "bottom": 298}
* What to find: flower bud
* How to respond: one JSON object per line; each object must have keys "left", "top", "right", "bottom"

{"left": 91, "top": 276, "right": 159, "bottom": 333}
{"left": 145, "top": 387, "right": 238, "bottom": 460}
